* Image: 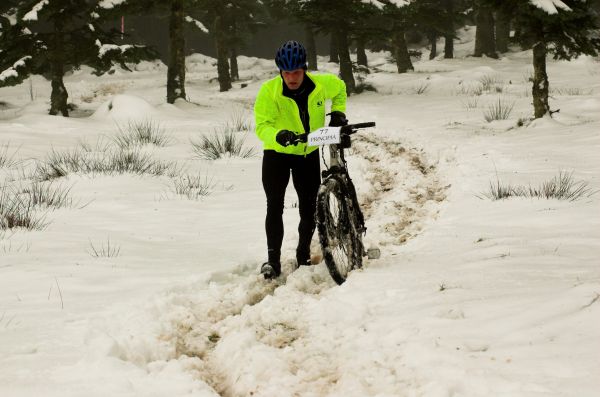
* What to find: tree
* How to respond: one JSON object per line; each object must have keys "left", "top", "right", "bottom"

{"left": 371, "top": 0, "right": 417, "bottom": 73}
{"left": 489, "top": 0, "right": 600, "bottom": 118}
{"left": 0, "top": 0, "right": 155, "bottom": 116}
{"left": 191, "top": 0, "right": 264, "bottom": 91}
{"left": 495, "top": 7, "right": 511, "bottom": 53}
{"left": 168, "top": 0, "right": 187, "bottom": 102}
{"left": 223, "top": 0, "right": 266, "bottom": 82}
{"left": 474, "top": 0, "right": 498, "bottom": 58}
{"left": 113, "top": 0, "right": 208, "bottom": 103}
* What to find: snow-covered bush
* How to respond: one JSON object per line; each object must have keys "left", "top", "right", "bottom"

{"left": 172, "top": 173, "right": 215, "bottom": 200}
{"left": 481, "top": 171, "right": 595, "bottom": 201}
{"left": 0, "top": 181, "right": 72, "bottom": 231}
{"left": 113, "top": 120, "right": 173, "bottom": 149}
{"left": 35, "top": 146, "right": 177, "bottom": 180}
{"left": 0, "top": 143, "right": 19, "bottom": 168}
{"left": 483, "top": 96, "right": 515, "bottom": 122}
{"left": 191, "top": 129, "right": 255, "bottom": 161}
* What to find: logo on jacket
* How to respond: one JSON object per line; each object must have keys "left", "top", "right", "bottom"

{"left": 317, "top": 100, "right": 323, "bottom": 107}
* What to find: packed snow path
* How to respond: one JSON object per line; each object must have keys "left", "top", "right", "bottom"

{"left": 98, "top": 136, "right": 448, "bottom": 397}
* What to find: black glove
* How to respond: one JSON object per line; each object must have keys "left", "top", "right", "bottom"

{"left": 329, "top": 111, "right": 348, "bottom": 127}
{"left": 276, "top": 130, "right": 296, "bottom": 147}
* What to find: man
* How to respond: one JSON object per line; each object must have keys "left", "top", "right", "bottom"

{"left": 254, "top": 40, "right": 348, "bottom": 279}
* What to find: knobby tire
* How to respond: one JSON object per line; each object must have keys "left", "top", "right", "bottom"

{"left": 316, "top": 176, "right": 363, "bottom": 285}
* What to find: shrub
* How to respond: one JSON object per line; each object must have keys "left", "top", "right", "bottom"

{"left": 22, "top": 181, "right": 73, "bottom": 208}
{"left": 0, "top": 185, "right": 47, "bottom": 231}
{"left": 113, "top": 120, "right": 173, "bottom": 148}
{"left": 455, "top": 83, "right": 483, "bottom": 96}
{"left": 223, "top": 109, "right": 253, "bottom": 132}
{"left": 88, "top": 237, "right": 121, "bottom": 258}
{"left": 478, "top": 74, "right": 503, "bottom": 91}
{"left": 483, "top": 97, "right": 515, "bottom": 122}
{"left": 461, "top": 97, "right": 479, "bottom": 110}
{"left": 550, "top": 87, "right": 592, "bottom": 96}
{"left": 411, "top": 82, "right": 430, "bottom": 95}
{"left": 0, "top": 143, "right": 19, "bottom": 168}
{"left": 172, "top": 173, "right": 215, "bottom": 199}
{"left": 35, "top": 146, "right": 177, "bottom": 180}
{"left": 526, "top": 171, "right": 595, "bottom": 201}
{"left": 0, "top": 181, "right": 74, "bottom": 231}
{"left": 481, "top": 171, "right": 596, "bottom": 201}
{"left": 191, "top": 129, "right": 255, "bottom": 160}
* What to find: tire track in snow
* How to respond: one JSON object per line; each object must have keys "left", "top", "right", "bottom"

{"left": 104, "top": 137, "right": 448, "bottom": 396}
{"left": 352, "top": 133, "right": 448, "bottom": 245}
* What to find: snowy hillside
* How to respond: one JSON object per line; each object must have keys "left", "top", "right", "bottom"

{"left": 1, "top": 33, "right": 599, "bottom": 396}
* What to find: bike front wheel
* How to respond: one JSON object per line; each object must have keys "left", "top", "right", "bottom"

{"left": 316, "top": 177, "right": 364, "bottom": 285}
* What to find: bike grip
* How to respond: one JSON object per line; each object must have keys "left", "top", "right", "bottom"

{"left": 350, "top": 122, "right": 376, "bottom": 129}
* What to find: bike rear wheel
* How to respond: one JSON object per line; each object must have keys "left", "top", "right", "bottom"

{"left": 316, "top": 177, "right": 363, "bottom": 285}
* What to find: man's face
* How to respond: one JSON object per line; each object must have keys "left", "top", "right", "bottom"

{"left": 281, "top": 68, "right": 305, "bottom": 90}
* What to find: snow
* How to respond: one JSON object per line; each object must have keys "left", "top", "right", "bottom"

{"left": 95, "top": 39, "right": 135, "bottom": 58}
{"left": 529, "top": 0, "right": 572, "bottom": 14}
{"left": 98, "top": 0, "right": 128, "bottom": 9}
{"left": 0, "top": 56, "right": 30, "bottom": 82}
{"left": 362, "top": 0, "right": 410, "bottom": 8}
{"left": 22, "top": 0, "right": 49, "bottom": 21}
{"left": 185, "top": 16, "right": 209, "bottom": 33}
{"left": 1, "top": 32, "right": 599, "bottom": 396}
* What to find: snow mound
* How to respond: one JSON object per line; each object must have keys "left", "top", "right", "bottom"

{"left": 186, "top": 53, "right": 217, "bottom": 73}
{"left": 134, "top": 60, "right": 167, "bottom": 72}
{"left": 91, "top": 94, "right": 157, "bottom": 121}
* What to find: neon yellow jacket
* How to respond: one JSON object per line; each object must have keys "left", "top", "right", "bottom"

{"left": 254, "top": 72, "right": 347, "bottom": 155}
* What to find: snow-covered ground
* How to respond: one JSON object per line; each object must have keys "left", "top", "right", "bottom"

{"left": 1, "top": 32, "right": 599, "bottom": 397}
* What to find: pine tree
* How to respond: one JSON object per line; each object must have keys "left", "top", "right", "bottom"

{"left": 370, "top": 0, "right": 417, "bottom": 74}
{"left": 0, "top": 0, "right": 155, "bottom": 116}
{"left": 190, "top": 0, "right": 264, "bottom": 91}
{"left": 474, "top": 0, "right": 498, "bottom": 58}
{"left": 495, "top": 7, "right": 511, "bottom": 53}
{"left": 113, "top": 0, "right": 204, "bottom": 103}
{"left": 488, "top": 0, "right": 600, "bottom": 118}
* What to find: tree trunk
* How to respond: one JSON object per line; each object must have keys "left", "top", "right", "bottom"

{"left": 444, "top": 34, "right": 454, "bottom": 58}
{"left": 49, "top": 18, "right": 68, "bottom": 116}
{"left": 532, "top": 41, "right": 550, "bottom": 118}
{"left": 495, "top": 9, "right": 511, "bottom": 54}
{"left": 167, "top": 0, "right": 186, "bottom": 104}
{"left": 335, "top": 28, "right": 355, "bottom": 94}
{"left": 305, "top": 26, "right": 318, "bottom": 71}
{"left": 474, "top": 3, "right": 497, "bottom": 58}
{"left": 214, "top": 15, "right": 231, "bottom": 92}
{"left": 356, "top": 37, "right": 368, "bottom": 67}
{"left": 229, "top": 47, "right": 239, "bottom": 81}
{"left": 444, "top": 0, "right": 454, "bottom": 58}
{"left": 329, "top": 33, "right": 339, "bottom": 63}
{"left": 429, "top": 33, "right": 437, "bottom": 60}
{"left": 392, "top": 28, "right": 413, "bottom": 73}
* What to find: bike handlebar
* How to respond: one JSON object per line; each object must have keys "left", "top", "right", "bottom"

{"left": 288, "top": 122, "right": 376, "bottom": 145}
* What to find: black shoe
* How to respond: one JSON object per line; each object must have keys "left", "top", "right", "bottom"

{"left": 261, "top": 262, "right": 281, "bottom": 279}
{"left": 297, "top": 259, "right": 312, "bottom": 267}
{"left": 296, "top": 247, "right": 311, "bottom": 268}
{"left": 296, "top": 253, "right": 312, "bottom": 267}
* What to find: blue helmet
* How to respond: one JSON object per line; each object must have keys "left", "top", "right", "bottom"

{"left": 275, "top": 40, "right": 307, "bottom": 71}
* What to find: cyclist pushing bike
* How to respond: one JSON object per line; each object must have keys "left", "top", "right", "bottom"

{"left": 254, "top": 40, "right": 349, "bottom": 279}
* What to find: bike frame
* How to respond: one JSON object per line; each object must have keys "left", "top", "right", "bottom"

{"left": 319, "top": 125, "right": 370, "bottom": 236}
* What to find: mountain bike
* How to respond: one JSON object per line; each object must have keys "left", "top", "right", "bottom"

{"left": 293, "top": 121, "right": 377, "bottom": 284}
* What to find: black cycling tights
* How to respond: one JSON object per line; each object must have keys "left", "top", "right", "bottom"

{"left": 262, "top": 149, "right": 321, "bottom": 263}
